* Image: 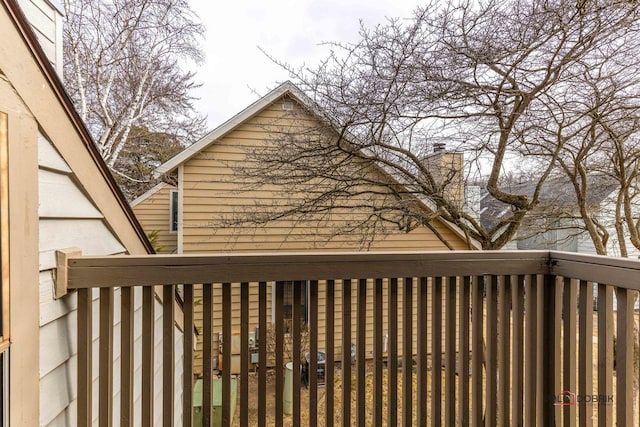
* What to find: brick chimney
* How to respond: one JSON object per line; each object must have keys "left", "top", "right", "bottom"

{"left": 423, "top": 144, "right": 464, "bottom": 208}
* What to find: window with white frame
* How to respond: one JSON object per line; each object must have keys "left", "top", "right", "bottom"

{"left": 170, "top": 190, "right": 178, "bottom": 233}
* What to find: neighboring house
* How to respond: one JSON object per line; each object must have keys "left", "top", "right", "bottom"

{"left": 133, "top": 82, "right": 477, "bottom": 374}
{"left": 476, "top": 175, "right": 640, "bottom": 257}
{"left": 1, "top": 1, "right": 185, "bottom": 425}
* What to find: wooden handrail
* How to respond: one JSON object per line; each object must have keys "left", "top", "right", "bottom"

{"left": 69, "top": 250, "right": 640, "bottom": 426}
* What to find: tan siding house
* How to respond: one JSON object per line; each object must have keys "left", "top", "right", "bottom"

{"left": 136, "top": 82, "right": 476, "bottom": 375}
{"left": 132, "top": 182, "right": 178, "bottom": 253}
{"left": 1, "top": 1, "right": 185, "bottom": 424}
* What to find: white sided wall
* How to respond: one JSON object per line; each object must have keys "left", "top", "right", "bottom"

{"left": 16, "top": 0, "right": 64, "bottom": 76}
{"left": 38, "top": 133, "right": 184, "bottom": 426}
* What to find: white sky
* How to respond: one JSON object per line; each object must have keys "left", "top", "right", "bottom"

{"left": 189, "top": 0, "right": 419, "bottom": 129}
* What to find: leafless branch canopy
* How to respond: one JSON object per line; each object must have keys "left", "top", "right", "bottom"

{"left": 239, "top": 0, "right": 640, "bottom": 250}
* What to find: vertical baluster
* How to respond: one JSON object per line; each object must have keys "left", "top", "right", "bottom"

{"left": 402, "top": 277, "right": 413, "bottom": 427}
{"left": 429, "top": 276, "right": 440, "bottom": 427}
{"left": 202, "top": 284, "right": 213, "bottom": 427}
{"left": 471, "top": 275, "right": 483, "bottom": 427}
{"left": 616, "top": 287, "right": 634, "bottom": 426}
{"left": 459, "top": 276, "right": 470, "bottom": 425}
{"left": 78, "top": 288, "right": 93, "bottom": 427}
{"left": 357, "top": 278, "right": 367, "bottom": 426}
{"left": 388, "top": 278, "right": 398, "bottom": 427}
{"left": 142, "top": 287, "right": 155, "bottom": 427}
{"left": 524, "top": 275, "right": 536, "bottom": 427}
{"left": 578, "top": 280, "right": 593, "bottom": 427}
{"left": 485, "top": 275, "right": 497, "bottom": 425}
{"left": 99, "top": 287, "right": 114, "bottom": 427}
{"left": 554, "top": 276, "right": 563, "bottom": 424}
{"left": 325, "top": 280, "right": 335, "bottom": 427}
{"left": 292, "top": 281, "right": 302, "bottom": 426}
{"left": 275, "top": 282, "right": 284, "bottom": 427}
{"left": 563, "top": 278, "right": 577, "bottom": 427}
{"left": 120, "top": 287, "right": 134, "bottom": 427}
{"left": 511, "top": 275, "right": 524, "bottom": 425}
{"left": 541, "top": 275, "right": 558, "bottom": 426}
{"left": 308, "top": 280, "right": 319, "bottom": 426}
{"left": 597, "top": 284, "right": 613, "bottom": 426}
{"left": 163, "top": 285, "right": 175, "bottom": 427}
{"left": 240, "top": 282, "right": 249, "bottom": 427}
{"left": 222, "top": 283, "right": 232, "bottom": 427}
{"left": 498, "top": 275, "right": 511, "bottom": 426}
{"left": 444, "top": 276, "right": 456, "bottom": 426}
{"left": 258, "top": 282, "right": 267, "bottom": 427}
{"left": 341, "top": 279, "right": 352, "bottom": 427}
{"left": 374, "top": 278, "right": 384, "bottom": 427}
{"left": 535, "top": 275, "right": 544, "bottom": 423}
{"left": 183, "top": 285, "right": 194, "bottom": 427}
{"left": 416, "top": 277, "right": 428, "bottom": 427}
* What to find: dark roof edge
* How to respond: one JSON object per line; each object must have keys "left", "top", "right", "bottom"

{"left": 2, "top": 0, "right": 154, "bottom": 254}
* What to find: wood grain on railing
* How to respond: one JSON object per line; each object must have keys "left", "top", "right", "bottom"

{"left": 445, "top": 276, "right": 456, "bottom": 426}
{"left": 324, "top": 280, "right": 334, "bottom": 427}
{"left": 222, "top": 282, "right": 232, "bottom": 427}
{"left": 511, "top": 275, "right": 524, "bottom": 424}
{"left": 291, "top": 281, "right": 302, "bottom": 426}
{"left": 617, "top": 287, "right": 634, "bottom": 426}
{"left": 563, "top": 277, "right": 577, "bottom": 427}
{"left": 498, "top": 275, "right": 511, "bottom": 427}
{"left": 64, "top": 251, "right": 640, "bottom": 426}
{"left": 274, "top": 282, "right": 284, "bottom": 427}
{"left": 429, "top": 276, "right": 439, "bottom": 427}
{"left": 374, "top": 278, "right": 383, "bottom": 427}
{"left": 163, "top": 285, "right": 175, "bottom": 427}
{"left": 459, "top": 276, "right": 471, "bottom": 425}
{"left": 183, "top": 285, "right": 194, "bottom": 427}
{"left": 308, "top": 280, "right": 319, "bottom": 426}
{"left": 341, "top": 279, "right": 351, "bottom": 427}
{"left": 524, "top": 274, "right": 536, "bottom": 427}
{"left": 387, "top": 277, "right": 398, "bottom": 427}
{"left": 578, "top": 280, "right": 593, "bottom": 427}
{"left": 486, "top": 275, "right": 497, "bottom": 425}
{"left": 77, "top": 288, "right": 92, "bottom": 427}
{"left": 240, "top": 282, "right": 249, "bottom": 427}
{"left": 471, "top": 275, "right": 484, "bottom": 427}
{"left": 99, "top": 288, "right": 114, "bottom": 427}
{"left": 120, "top": 287, "right": 134, "bottom": 427}
{"left": 598, "top": 284, "right": 613, "bottom": 425}
{"left": 402, "top": 277, "right": 413, "bottom": 427}
{"left": 141, "top": 286, "right": 154, "bottom": 427}
{"left": 258, "top": 281, "right": 267, "bottom": 427}
{"left": 201, "top": 284, "right": 212, "bottom": 427}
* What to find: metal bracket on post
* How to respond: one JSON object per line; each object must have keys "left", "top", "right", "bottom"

{"left": 54, "top": 247, "right": 82, "bottom": 299}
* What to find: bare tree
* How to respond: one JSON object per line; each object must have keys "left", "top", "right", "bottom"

{"left": 63, "top": 0, "right": 206, "bottom": 191}
{"left": 239, "top": 0, "right": 640, "bottom": 249}
{"left": 112, "top": 126, "right": 182, "bottom": 200}
{"left": 533, "top": 50, "right": 640, "bottom": 256}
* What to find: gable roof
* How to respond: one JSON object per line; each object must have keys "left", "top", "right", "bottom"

{"left": 2, "top": 0, "right": 153, "bottom": 253}
{"left": 479, "top": 174, "right": 618, "bottom": 231}
{"left": 155, "top": 81, "right": 480, "bottom": 249}
{"left": 156, "top": 81, "right": 310, "bottom": 175}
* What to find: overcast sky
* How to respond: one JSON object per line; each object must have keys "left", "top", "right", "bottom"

{"left": 189, "top": 0, "right": 419, "bottom": 129}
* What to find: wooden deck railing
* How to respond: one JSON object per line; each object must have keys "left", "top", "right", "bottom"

{"left": 61, "top": 250, "right": 640, "bottom": 426}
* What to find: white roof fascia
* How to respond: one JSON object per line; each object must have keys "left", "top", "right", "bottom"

{"left": 154, "top": 81, "right": 309, "bottom": 176}
{"left": 130, "top": 182, "right": 170, "bottom": 207}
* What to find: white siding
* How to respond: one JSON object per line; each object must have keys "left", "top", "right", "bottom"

{"left": 37, "top": 134, "right": 184, "bottom": 426}
{"left": 16, "top": 0, "right": 64, "bottom": 76}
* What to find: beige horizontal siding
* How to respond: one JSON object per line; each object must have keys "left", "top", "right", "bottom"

{"left": 175, "top": 94, "right": 470, "bottom": 376}
{"left": 132, "top": 184, "right": 178, "bottom": 253}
